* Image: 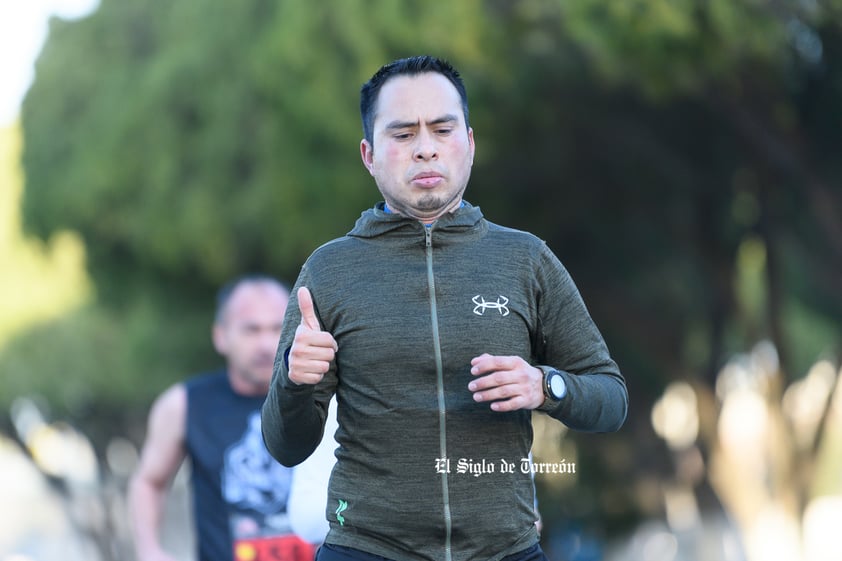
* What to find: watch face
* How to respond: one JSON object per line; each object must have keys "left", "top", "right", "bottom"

{"left": 549, "top": 373, "right": 565, "bottom": 398}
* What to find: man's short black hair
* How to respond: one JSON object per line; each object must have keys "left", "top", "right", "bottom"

{"left": 360, "top": 55, "right": 470, "bottom": 145}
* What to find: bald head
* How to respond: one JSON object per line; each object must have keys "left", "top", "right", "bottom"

{"left": 212, "top": 276, "right": 290, "bottom": 395}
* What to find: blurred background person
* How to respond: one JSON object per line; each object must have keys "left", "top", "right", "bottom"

{"left": 128, "top": 275, "right": 333, "bottom": 561}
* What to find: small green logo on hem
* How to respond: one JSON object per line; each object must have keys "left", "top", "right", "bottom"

{"left": 336, "top": 499, "right": 348, "bottom": 526}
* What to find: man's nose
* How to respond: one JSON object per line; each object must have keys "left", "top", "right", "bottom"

{"left": 413, "top": 131, "right": 438, "bottom": 161}
{"left": 260, "top": 330, "right": 281, "bottom": 351}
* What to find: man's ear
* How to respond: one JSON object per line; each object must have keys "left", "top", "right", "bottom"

{"left": 212, "top": 324, "right": 228, "bottom": 356}
{"left": 360, "top": 139, "right": 375, "bottom": 176}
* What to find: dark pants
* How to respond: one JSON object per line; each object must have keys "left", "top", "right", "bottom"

{"left": 316, "top": 543, "right": 549, "bottom": 561}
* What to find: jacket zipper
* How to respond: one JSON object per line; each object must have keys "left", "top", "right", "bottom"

{"left": 426, "top": 225, "right": 452, "bottom": 561}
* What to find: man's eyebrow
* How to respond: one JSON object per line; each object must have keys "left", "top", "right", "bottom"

{"left": 428, "top": 114, "right": 459, "bottom": 126}
{"left": 385, "top": 119, "right": 418, "bottom": 131}
{"left": 384, "top": 114, "right": 460, "bottom": 131}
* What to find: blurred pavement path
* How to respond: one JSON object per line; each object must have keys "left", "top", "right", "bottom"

{"left": 0, "top": 434, "right": 97, "bottom": 561}
{"left": 0, "top": 431, "right": 194, "bottom": 561}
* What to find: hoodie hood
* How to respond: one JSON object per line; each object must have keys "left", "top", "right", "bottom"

{"left": 348, "top": 200, "right": 486, "bottom": 240}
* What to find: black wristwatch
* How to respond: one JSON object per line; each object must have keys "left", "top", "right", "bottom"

{"left": 543, "top": 368, "right": 567, "bottom": 401}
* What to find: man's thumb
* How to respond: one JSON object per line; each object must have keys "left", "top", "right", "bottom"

{"left": 298, "top": 286, "right": 321, "bottom": 331}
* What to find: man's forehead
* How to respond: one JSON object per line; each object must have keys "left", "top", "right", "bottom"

{"left": 222, "top": 283, "right": 287, "bottom": 321}
{"left": 374, "top": 73, "right": 463, "bottom": 122}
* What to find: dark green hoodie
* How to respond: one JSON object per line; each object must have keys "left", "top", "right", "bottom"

{"left": 262, "top": 202, "right": 627, "bottom": 561}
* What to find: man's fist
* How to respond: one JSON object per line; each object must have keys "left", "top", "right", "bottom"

{"left": 468, "top": 354, "right": 545, "bottom": 411}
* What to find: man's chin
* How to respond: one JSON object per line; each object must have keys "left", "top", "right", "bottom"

{"left": 401, "top": 196, "right": 462, "bottom": 222}
{"left": 244, "top": 369, "right": 273, "bottom": 387}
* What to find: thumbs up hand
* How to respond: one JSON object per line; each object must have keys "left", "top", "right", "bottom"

{"left": 288, "top": 287, "right": 338, "bottom": 385}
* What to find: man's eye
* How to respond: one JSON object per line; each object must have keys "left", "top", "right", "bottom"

{"left": 394, "top": 133, "right": 413, "bottom": 140}
{"left": 436, "top": 129, "right": 453, "bottom": 135}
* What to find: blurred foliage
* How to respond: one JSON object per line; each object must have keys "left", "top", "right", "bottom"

{"left": 0, "top": 124, "right": 90, "bottom": 345}
{"left": 559, "top": 0, "right": 791, "bottom": 97}
{"left": 19, "top": 0, "right": 494, "bottom": 286}
{"left": 4, "top": 0, "right": 842, "bottom": 547}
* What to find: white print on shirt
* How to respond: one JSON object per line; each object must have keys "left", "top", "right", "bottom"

{"left": 472, "top": 295, "right": 510, "bottom": 316}
{"left": 223, "top": 411, "right": 291, "bottom": 515}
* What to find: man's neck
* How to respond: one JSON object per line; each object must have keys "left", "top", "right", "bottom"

{"left": 383, "top": 200, "right": 465, "bottom": 224}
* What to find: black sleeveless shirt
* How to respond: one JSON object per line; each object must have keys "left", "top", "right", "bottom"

{"left": 185, "top": 371, "right": 295, "bottom": 561}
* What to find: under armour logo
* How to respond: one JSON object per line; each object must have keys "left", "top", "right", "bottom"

{"left": 472, "top": 295, "right": 510, "bottom": 316}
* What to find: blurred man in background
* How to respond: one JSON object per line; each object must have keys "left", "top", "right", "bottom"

{"left": 129, "top": 275, "right": 334, "bottom": 561}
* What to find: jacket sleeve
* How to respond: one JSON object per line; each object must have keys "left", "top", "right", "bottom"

{"left": 533, "top": 243, "right": 628, "bottom": 432}
{"left": 261, "top": 266, "right": 338, "bottom": 467}
{"left": 288, "top": 397, "right": 338, "bottom": 543}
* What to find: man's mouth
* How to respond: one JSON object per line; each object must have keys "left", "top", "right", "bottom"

{"left": 411, "top": 172, "right": 444, "bottom": 187}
